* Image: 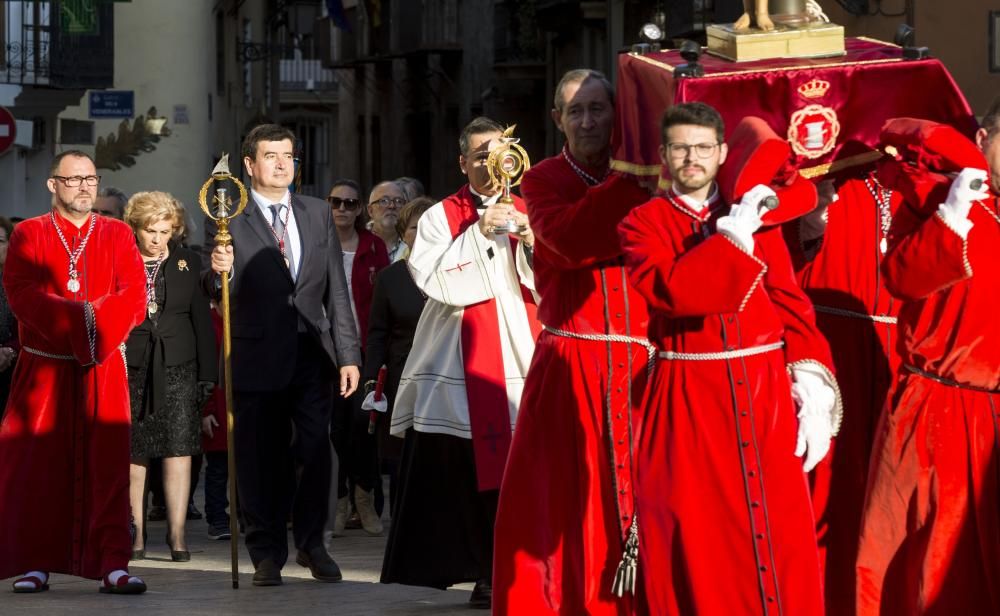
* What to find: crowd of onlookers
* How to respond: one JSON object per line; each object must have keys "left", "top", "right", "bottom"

{"left": 0, "top": 175, "right": 435, "bottom": 561}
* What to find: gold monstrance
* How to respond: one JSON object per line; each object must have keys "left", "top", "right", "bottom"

{"left": 486, "top": 124, "right": 531, "bottom": 234}
{"left": 198, "top": 155, "right": 248, "bottom": 589}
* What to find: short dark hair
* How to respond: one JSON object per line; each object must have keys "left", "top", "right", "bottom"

{"left": 660, "top": 103, "right": 725, "bottom": 145}
{"left": 983, "top": 96, "right": 1000, "bottom": 137}
{"left": 242, "top": 124, "right": 296, "bottom": 160}
{"left": 553, "top": 69, "right": 615, "bottom": 113}
{"left": 330, "top": 178, "right": 362, "bottom": 196}
{"left": 459, "top": 117, "right": 504, "bottom": 156}
{"left": 50, "top": 150, "right": 94, "bottom": 176}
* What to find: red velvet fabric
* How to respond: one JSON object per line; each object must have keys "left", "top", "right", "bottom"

{"left": 350, "top": 229, "right": 389, "bottom": 348}
{"left": 0, "top": 213, "right": 146, "bottom": 580}
{"left": 718, "top": 117, "right": 818, "bottom": 226}
{"left": 785, "top": 173, "right": 904, "bottom": 614}
{"left": 493, "top": 154, "right": 650, "bottom": 615}
{"left": 857, "top": 185, "right": 1000, "bottom": 614}
{"left": 877, "top": 117, "right": 991, "bottom": 220}
{"left": 881, "top": 117, "right": 988, "bottom": 175}
{"left": 618, "top": 195, "right": 832, "bottom": 615}
{"left": 613, "top": 38, "right": 977, "bottom": 183}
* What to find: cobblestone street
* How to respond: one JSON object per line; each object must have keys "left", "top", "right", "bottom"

{"left": 1, "top": 488, "right": 482, "bottom": 616}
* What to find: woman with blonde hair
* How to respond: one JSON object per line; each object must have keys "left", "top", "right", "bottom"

{"left": 124, "top": 191, "right": 217, "bottom": 562}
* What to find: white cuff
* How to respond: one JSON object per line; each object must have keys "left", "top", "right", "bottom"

{"left": 715, "top": 216, "right": 755, "bottom": 252}
{"left": 936, "top": 204, "right": 973, "bottom": 239}
{"left": 789, "top": 361, "right": 843, "bottom": 434}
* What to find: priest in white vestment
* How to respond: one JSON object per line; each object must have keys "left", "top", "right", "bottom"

{"left": 379, "top": 117, "right": 540, "bottom": 610}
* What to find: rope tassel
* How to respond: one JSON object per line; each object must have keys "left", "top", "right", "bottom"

{"left": 611, "top": 515, "right": 639, "bottom": 597}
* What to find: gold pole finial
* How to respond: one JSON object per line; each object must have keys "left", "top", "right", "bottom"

{"left": 198, "top": 155, "right": 247, "bottom": 590}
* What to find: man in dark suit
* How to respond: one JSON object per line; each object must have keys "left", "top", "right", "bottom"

{"left": 204, "top": 124, "right": 361, "bottom": 586}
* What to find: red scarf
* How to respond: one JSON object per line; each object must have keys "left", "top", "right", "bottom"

{"left": 440, "top": 185, "right": 540, "bottom": 491}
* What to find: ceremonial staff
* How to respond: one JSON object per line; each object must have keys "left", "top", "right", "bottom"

{"left": 198, "top": 155, "right": 248, "bottom": 589}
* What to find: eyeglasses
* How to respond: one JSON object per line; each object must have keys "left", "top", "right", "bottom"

{"left": 52, "top": 175, "right": 101, "bottom": 187}
{"left": 369, "top": 197, "right": 406, "bottom": 209}
{"left": 327, "top": 196, "right": 361, "bottom": 211}
{"left": 665, "top": 142, "right": 720, "bottom": 159}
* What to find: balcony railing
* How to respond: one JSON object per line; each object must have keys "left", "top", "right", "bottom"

{"left": 279, "top": 58, "right": 337, "bottom": 91}
{"left": 2, "top": 38, "right": 51, "bottom": 85}
{"left": 2, "top": 0, "right": 114, "bottom": 89}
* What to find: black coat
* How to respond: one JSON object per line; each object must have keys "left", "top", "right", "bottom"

{"left": 202, "top": 193, "right": 361, "bottom": 392}
{"left": 125, "top": 245, "right": 217, "bottom": 383}
{"left": 362, "top": 259, "right": 426, "bottom": 407}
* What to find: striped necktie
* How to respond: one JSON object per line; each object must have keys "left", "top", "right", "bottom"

{"left": 269, "top": 204, "right": 295, "bottom": 273}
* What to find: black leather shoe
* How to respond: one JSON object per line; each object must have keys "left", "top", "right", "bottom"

{"left": 468, "top": 579, "right": 492, "bottom": 609}
{"left": 147, "top": 505, "right": 166, "bottom": 522}
{"left": 187, "top": 503, "right": 203, "bottom": 521}
{"left": 295, "top": 547, "right": 343, "bottom": 582}
{"left": 252, "top": 558, "right": 283, "bottom": 586}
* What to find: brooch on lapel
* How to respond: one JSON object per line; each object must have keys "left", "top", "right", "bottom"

{"left": 178, "top": 259, "right": 189, "bottom": 271}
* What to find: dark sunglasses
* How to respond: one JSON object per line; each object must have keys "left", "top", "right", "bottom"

{"left": 327, "top": 196, "right": 361, "bottom": 211}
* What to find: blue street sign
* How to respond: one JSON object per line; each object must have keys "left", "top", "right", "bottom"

{"left": 89, "top": 90, "right": 134, "bottom": 119}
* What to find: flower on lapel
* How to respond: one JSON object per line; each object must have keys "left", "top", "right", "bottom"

{"left": 178, "top": 259, "right": 189, "bottom": 271}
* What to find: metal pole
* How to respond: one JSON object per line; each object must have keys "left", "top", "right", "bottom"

{"left": 220, "top": 261, "right": 239, "bottom": 589}
{"left": 198, "top": 159, "right": 248, "bottom": 589}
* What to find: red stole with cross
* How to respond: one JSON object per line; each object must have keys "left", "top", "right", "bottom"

{"left": 440, "top": 184, "right": 540, "bottom": 491}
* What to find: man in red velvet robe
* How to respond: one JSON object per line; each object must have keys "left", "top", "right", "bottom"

{"left": 856, "top": 108, "right": 1000, "bottom": 615}
{"left": 493, "top": 69, "right": 653, "bottom": 616}
{"left": 0, "top": 151, "right": 148, "bottom": 594}
{"left": 618, "top": 103, "right": 841, "bottom": 615}
{"left": 785, "top": 170, "right": 903, "bottom": 615}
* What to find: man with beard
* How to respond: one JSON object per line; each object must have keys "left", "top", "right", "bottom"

{"left": 0, "top": 150, "right": 149, "bottom": 594}
{"left": 493, "top": 69, "right": 652, "bottom": 615}
{"left": 618, "top": 102, "right": 839, "bottom": 614}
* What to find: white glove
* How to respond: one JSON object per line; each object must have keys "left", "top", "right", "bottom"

{"left": 791, "top": 369, "right": 836, "bottom": 472}
{"left": 361, "top": 391, "right": 388, "bottom": 414}
{"left": 938, "top": 167, "right": 989, "bottom": 238}
{"left": 716, "top": 184, "right": 775, "bottom": 252}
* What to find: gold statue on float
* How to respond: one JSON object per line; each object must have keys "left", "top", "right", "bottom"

{"left": 735, "top": 0, "right": 829, "bottom": 31}
{"left": 708, "top": 0, "right": 842, "bottom": 62}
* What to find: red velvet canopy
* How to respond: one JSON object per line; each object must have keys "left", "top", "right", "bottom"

{"left": 613, "top": 37, "right": 977, "bottom": 185}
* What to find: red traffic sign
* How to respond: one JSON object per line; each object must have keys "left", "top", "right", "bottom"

{"left": 0, "top": 106, "right": 16, "bottom": 156}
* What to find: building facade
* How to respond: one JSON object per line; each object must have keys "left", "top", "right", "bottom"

{"left": 2, "top": 1, "right": 997, "bottom": 221}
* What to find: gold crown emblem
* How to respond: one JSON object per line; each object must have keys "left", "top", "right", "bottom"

{"left": 797, "top": 79, "right": 831, "bottom": 99}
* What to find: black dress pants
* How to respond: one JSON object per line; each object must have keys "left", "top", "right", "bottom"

{"left": 330, "top": 386, "right": 380, "bottom": 498}
{"left": 234, "top": 334, "right": 333, "bottom": 568}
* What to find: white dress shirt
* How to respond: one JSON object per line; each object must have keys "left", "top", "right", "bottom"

{"left": 251, "top": 188, "right": 302, "bottom": 281}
